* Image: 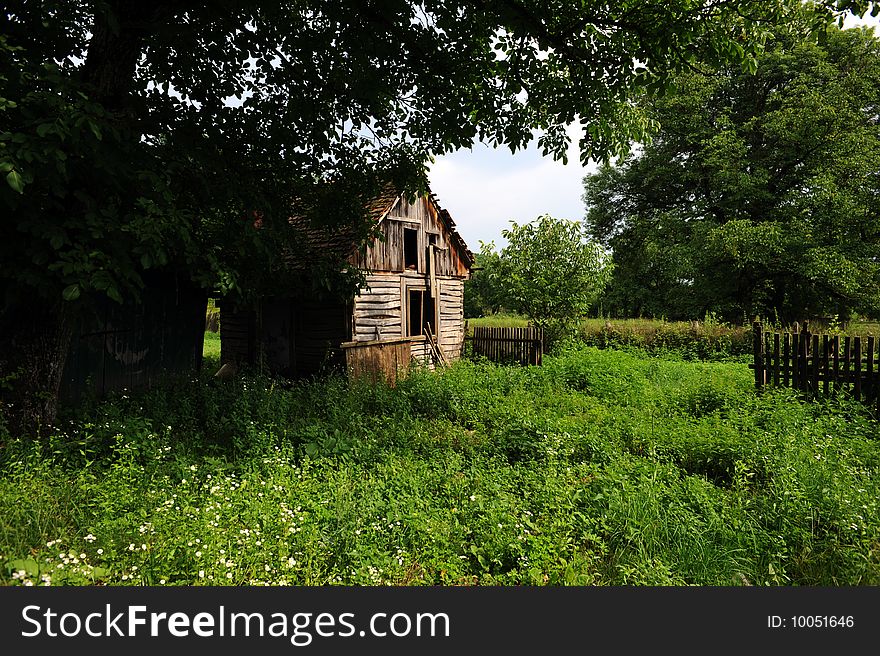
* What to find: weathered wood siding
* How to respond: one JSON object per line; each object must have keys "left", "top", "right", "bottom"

{"left": 350, "top": 194, "right": 469, "bottom": 367}
{"left": 220, "top": 303, "right": 255, "bottom": 367}
{"left": 410, "top": 338, "right": 434, "bottom": 369}
{"left": 260, "top": 298, "right": 294, "bottom": 376}
{"left": 352, "top": 273, "right": 403, "bottom": 342}
{"left": 353, "top": 273, "right": 464, "bottom": 364}
{"left": 354, "top": 195, "right": 471, "bottom": 278}
{"left": 220, "top": 298, "right": 349, "bottom": 377}
{"left": 438, "top": 278, "right": 465, "bottom": 361}
{"left": 61, "top": 279, "right": 207, "bottom": 403}
{"left": 342, "top": 337, "right": 411, "bottom": 385}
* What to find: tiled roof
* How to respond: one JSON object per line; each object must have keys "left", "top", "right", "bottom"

{"left": 284, "top": 185, "right": 400, "bottom": 269}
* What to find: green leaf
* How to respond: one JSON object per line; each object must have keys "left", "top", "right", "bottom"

{"left": 5, "top": 169, "right": 23, "bottom": 193}
{"left": 88, "top": 121, "right": 102, "bottom": 141}
{"left": 36, "top": 123, "right": 53, "bottom": 138}
{"left": 9, "top": 558, "right": 40, "bottom": 577}
{"left": 62, "top": 284, "right": 80, "bottom": 301}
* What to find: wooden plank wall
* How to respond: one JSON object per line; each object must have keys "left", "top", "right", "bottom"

{"left": 409, "top": 339, "right": 435, "bottom": 370}
{"left": 353, "top": 273, "right": 403, "bottom": 342}
{"left": 61, "top": 283, "right": 207, "bottom": 403}
{"left": 438, "top": 279, "right": 464, "bottom": 362}
{"left": 354, "top": 195, "right": 471, "bottom": 278}
{"left": 293, "top": 300, "right": 349, "bottom": 376}
{"left": 353, "top": 274, "right": 465, "bottom": 365}
{"left": 219, "top": 304, "right": 255, "bottom": 366}
{"left": 752, "top": 322, "right": 880, "bottom": 414}
{"left": 260, "top": 298, "right": 293, "bottom": 376}
{"left": 343, "top": 339, "right": 411, "bottom": 386}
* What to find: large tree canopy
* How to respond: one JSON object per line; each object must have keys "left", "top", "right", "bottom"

{"left": 0, "top": 0, "right": 875, "bottom": 430}
{"left": 584, "top": 23, "right": 880, "bottom": 323}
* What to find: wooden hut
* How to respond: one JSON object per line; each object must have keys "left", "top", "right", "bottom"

{"left": 219, "top": 191, "right": 473, "bottom": 381}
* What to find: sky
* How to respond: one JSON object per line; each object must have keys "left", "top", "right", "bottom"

{"left": 428, "top": 12, "right": 880, "bottom": 252}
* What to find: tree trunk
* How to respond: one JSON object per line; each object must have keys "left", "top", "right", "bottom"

{"left": 0, "top": 299, "right": 76, "bottom": 438}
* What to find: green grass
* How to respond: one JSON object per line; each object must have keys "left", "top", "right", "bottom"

{"left": 1, "top": 346, "right": 878, "bottom": 586}
{"left": 466, "top": 314, "right": 751, "bottom": 359}
{"left": 467, "top": 313, "right": 530, "bottom": 331}
{"left": 203, "top": 330, "right": 220, "bottom": 360}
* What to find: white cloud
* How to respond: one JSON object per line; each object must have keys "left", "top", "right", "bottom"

{"left": 429, "top": 125, "right": 597, "bottom": 250}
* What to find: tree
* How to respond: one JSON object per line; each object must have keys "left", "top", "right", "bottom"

{"left": 1, "top": 1, "right": 875, "bottom": 432}
{"left": 584, "top": 24, "right": 880, "bottom": 323}
{"left": 492, "top": 215, "right": 613, "bottom": 333}
{"left": 463, "top": 246, "right": 508, "bottom": 318}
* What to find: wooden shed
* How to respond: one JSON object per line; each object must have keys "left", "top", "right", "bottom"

{"left": 60, "top": 272, "right": 208, "bottom": 402}
{"left": 219, "top": 191, "right": 473, "bottom": 379}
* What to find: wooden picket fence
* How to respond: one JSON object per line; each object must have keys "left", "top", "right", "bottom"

{"left": 752, "top": 322, "right": 880, "bottom": 412}
{"left": 468, "top": 326, "right": 544, "bottom": 366}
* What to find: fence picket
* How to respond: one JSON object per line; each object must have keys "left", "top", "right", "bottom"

{"left": 854, "top": 337, "right": 862, "bottom": 402}
{"left": 822, "top": 336, "right": 830, "bottom": 395}
{"left": 833, "top": 336, "right": 840, "bottom": 392}
{"left": 753, "top": 328, "right": 880, "bottom": 414}
{"left": 773, "top": 333, "right": 780, "bottom": 387}
{"left": 467, "top": 326, "right": 545, "bottom": 367}
{"left": 783, "top": 333, "right": 791, "bottom": 386}
{"left": 753, "top": 322, "right": 764, "bottom": 388}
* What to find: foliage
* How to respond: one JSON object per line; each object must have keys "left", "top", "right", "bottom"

{"left": 579, "top": 317, "right": 753, "bottom": 361}
{"left": 2, "top": 0, "right": 853, "bottom": 310}
{"left": 9, "top": 0, "right": 870, "bottom": 430}
{"left": 203, "top": 331, "right": 221, "bottom": 361}
{"left": 2, "top": 346, "right": 879, "bottom": 586}
{"left": 463, "top": 247, "right": 507, "bottom": 318}
{"left": 584, "top": 24, "right": 880, "bottom": 323}
{"left": 467, "top": 313, "right": 532, "bottom": 330}
{"left": 491, "top": 215, "right": 613, "bottom": 336}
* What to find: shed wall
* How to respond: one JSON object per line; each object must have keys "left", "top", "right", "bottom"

{"left": 353, "top": 273, "right": 464, "bottom": 363}
{"left": 61, "top": 280, "right": 207, "bottom": 403}
{"left": 355, "top": 195, "right": 471, "bottom": 278}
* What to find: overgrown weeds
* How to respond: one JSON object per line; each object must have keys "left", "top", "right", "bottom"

{"left": 1, "top": 347, "right": 878, "bottom": 586}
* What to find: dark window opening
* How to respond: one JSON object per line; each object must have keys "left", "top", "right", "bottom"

{"left": 407, "top": 289, "right": 436, "bottom": 336}
{"left": 404, "top": 228, "right": 418, "bottom": 270}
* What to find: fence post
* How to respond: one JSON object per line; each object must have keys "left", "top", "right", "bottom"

{"left": 753, "top": 321, "right": 764, "bottom": 389}
{"left": 773, "top": 333, "right": 780, "bottom": 387}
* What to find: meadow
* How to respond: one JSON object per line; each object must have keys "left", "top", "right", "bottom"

{"left": 2, "top": 341, "right": 878, "bottom": 587}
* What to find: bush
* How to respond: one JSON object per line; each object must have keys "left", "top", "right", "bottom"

{"left": 579, "top": 318, "right": 751, "bottom": 360}
{"left": 2, "top": 346, "right": 878, "bottom": 586}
